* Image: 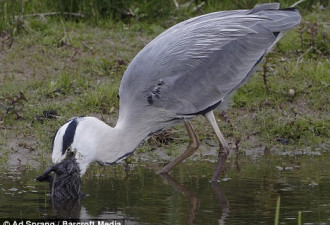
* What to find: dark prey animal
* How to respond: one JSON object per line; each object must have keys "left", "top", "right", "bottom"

{"left": 36, "top": 152, "right": 84, "bottom": 200}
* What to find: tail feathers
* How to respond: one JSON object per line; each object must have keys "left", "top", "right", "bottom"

{"left": 249, "top": 3, "right": 301, "bottom": 32}
{"left": 249, "top": 4, "right": 301, "bottom": 32}
{"left": 249, "top": 3, "right": 280, "bottom": 13}
{"left": 248, "top": 4, "right": 301, "bottom": 53}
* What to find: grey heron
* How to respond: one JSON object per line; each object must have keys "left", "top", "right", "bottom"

{"left": 52, "top": 3, "right": 301, "bottom": 182}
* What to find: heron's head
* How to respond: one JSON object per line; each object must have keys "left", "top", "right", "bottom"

{"left": 51, "top": 117, "right": 110, "bottom": 177}
{"left": 52, "top": 145, "right": 91, "bottom": 177}
{"left": 51, "top": 117, "right": 80, "bottom": 163}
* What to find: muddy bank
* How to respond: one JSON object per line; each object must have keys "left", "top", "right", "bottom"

{"left": 2, "top": 133, "right": 329, "bottom": 172}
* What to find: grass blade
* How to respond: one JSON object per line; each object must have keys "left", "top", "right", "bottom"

{"left": 274, "top": 196, "right": 281, "bottom": 225}
{"left": 298, "top": 211, "right": 302, "bottom": 225}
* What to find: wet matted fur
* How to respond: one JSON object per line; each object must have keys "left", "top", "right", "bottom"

{"left": 36, "top": 156, "right": 84, "bottom": 200}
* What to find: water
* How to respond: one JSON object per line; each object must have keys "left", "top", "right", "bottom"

{"left": 1, "top": 154, "right": 330, "bottom": 224}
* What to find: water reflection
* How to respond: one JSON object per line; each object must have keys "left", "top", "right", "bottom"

{"left": 1, "top": 154, "right": 330, "bottom": 224}
{"left": 159, "top": 173, "right": 200, "bottom": 224}
{"left": 48, "top": 169, "right": 231, "bottom": 224}
{"left": 48, "top": 194, "right": 138, "bottom": 223}
{"left": 51, "top": 198, "right": 81, "bottom": 219}
{"left": 211, "top": 182, "right": 229, "bottom": 225}
{"left": 160, "top": 173, "right": 231, "bottom": 225}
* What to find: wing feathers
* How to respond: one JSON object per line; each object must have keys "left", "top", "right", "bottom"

{"left": 119, "top": 4, "right": 301, "bottom": 118}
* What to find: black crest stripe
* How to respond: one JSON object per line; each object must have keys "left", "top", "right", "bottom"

{"left": 62, "top": 118, "right": 79, "bottom": 155}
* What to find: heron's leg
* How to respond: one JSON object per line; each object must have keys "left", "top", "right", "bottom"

{"left": 205, "top": 111, "right": 230, "bottom": 182}
{"left": 158, "top": 121, "right": 200, "bottom": 174}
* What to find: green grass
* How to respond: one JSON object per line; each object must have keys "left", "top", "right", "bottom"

{"left": 1, "top": 0, "right": 329, "bottom": 35}
{"left": 274, "top": 196, "right": 303, "bottom": 225}
{"left": 0, "top": 2, "right": 329, "bottom": 169}
{"left": 229, "top": 52, "right": 329, "bottom": 147}
{"left": 274, "top": 196, "right": 280, "bottom": 225}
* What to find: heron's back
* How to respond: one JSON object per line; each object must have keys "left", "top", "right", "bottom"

{"left": 118, "top": 3, "right": 301, "bottom": 129}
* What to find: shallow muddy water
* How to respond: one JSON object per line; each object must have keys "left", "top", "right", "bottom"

{"left": 1, "top": 153, "right": 330, "bottom": 224}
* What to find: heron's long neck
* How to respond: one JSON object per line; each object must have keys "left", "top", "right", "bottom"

{"left": 96, "top": 121, "right": 150, "bottom": 164}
